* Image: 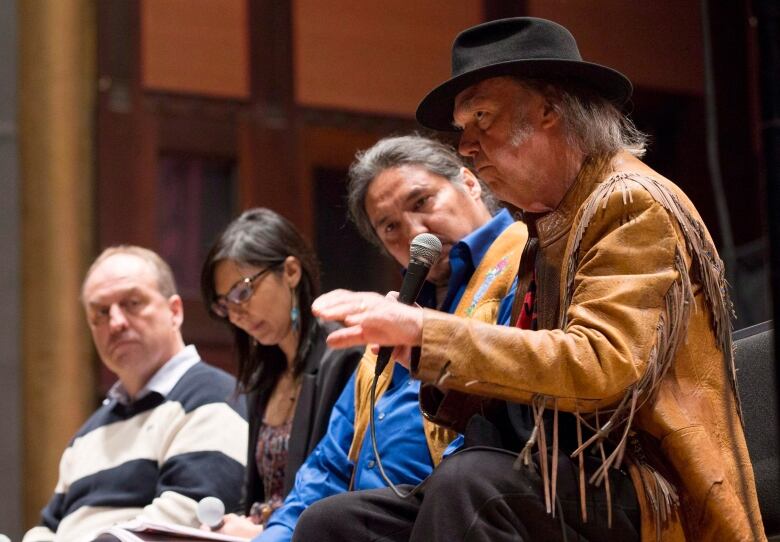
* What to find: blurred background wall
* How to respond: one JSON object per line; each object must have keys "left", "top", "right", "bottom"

{"left": 0, "top": 1, "right": 777, "bottom": 539}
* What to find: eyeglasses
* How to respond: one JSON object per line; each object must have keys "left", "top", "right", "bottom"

{"left": 211, "top": 263, "right": 282, "bottom": 318}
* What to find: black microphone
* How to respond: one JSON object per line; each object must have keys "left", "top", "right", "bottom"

{"left": 375, "top": 233, "right": 442, "bottom": 376}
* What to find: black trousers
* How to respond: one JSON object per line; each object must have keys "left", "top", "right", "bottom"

{"left": 293, "top": 447, "right": 640, "bottom": 542}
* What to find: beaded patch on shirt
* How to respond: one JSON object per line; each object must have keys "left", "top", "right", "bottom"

{"left": 464, "top": 256, "right": 509, "bottom": 317}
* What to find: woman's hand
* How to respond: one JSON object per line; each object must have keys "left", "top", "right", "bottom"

{"left": 200, "top": 513, "right": 263, "bottom": 538}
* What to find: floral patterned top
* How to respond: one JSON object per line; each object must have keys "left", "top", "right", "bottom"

{"left": 255, "top": 419, "right": 293, "bottom": 519}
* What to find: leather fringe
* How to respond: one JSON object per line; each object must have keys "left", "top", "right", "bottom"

{"left": 516, "top": 173, "right": 737, "bottom": 534}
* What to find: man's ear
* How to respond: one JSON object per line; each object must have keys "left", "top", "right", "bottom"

{"left": 538, "top": 88, "right": 560, "bottom": 130}
{"left": 460, "top": 167, "right": 483, "bottom": 201}
{"left": 283, "top": 256, "right": 302, "bottom": 289}
{"left": 169, "top": 294, "right": 184, "bottom": 329}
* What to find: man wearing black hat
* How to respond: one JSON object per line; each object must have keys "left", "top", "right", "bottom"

{"left": 301, "top": 17, "right": 765, "bottom": 541}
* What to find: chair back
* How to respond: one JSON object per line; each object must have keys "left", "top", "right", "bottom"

{"left": 734, "top": 321, "right": 779, "bottom": 537}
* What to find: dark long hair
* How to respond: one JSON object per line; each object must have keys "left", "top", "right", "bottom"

{"left": 201, "top": 208, "right": 321, "bottom": 394}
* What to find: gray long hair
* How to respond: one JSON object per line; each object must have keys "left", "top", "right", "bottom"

{"left": 347, "top": 134, "right": 495, "bottom": 248}
{"left": 516, "top": 77, "right": 648, "bottom": 158}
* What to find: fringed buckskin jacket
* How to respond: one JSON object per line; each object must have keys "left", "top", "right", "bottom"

{"left": 414, "top": 152, "right": 765, "bottom": 541}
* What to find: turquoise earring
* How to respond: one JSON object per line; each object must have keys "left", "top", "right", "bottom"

{"left": 290, "top": 288, "right": 300, "bottom": 333}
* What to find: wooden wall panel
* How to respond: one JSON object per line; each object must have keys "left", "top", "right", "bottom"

{"left": 19, "top": 0, "right": 96, "bottom": 527}
{"left": 528, "top": 0, "right": 704, "bottom": 95}
{"left": 140, "top": 0, "right": 250, "bottom": 99}
{"left": 293, "top": 0, "right": 483, "bottom": 116}
{"left": 238, "top": 1, "right": 310, "bottom": 235}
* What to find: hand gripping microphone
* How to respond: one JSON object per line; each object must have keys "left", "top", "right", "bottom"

{"left": 197, "top": 496, "right": 225, "bottom": 530}
{"left": 375, "top": 233, "right": 442, "bottom": 376}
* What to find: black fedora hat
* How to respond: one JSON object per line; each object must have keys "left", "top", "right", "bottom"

{"left": 416, "top": 17, "right": 632, "bottom": 131}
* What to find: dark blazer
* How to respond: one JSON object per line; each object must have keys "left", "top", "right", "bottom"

{"left": 242, "top": 320, "right": 363, "bottom": 513}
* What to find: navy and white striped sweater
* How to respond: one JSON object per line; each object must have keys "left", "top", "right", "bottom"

{"left": 23, "top": 360, "right": 248, "bottom": 542}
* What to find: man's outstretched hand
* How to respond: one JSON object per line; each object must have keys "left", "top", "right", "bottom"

{"left": 312, "top": 289, "right": 424, "bottom": 370}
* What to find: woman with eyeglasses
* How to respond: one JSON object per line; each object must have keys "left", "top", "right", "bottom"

{"left": 200, "top": 208, "right": 363, "bottom": 538}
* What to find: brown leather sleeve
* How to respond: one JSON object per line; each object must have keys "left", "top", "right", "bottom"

{"left": 415, "top": 190, "right": 679, "bottom": 413}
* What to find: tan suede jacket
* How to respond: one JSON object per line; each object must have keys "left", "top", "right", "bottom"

{"left": 414, "top": 152, "right": 765, "bottom": 541}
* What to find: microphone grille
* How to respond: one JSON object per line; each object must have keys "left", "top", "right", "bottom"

{"left": 197, "top": 496, "right": 225, "bottom": 527}
{"left": 410, "top": 233, "right": 443, "bottom": 267}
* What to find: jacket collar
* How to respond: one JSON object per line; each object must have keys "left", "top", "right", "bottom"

{"left": 300, "top": 320, "right": 328, "bottom": 375}
{"left": 521, "top": 154, "right": 612, "bottom": 247}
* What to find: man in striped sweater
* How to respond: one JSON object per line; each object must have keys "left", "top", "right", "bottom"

{"left": 23, "top": 246, "right": 248, "bottom": 542}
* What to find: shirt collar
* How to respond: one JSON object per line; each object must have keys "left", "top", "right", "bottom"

{"left": 419, "top": 208, "right": 516, "bottom": 312}
{"left": 455, "top": 208, "right": 515, "bottom": 269}
{"left": 106, "top": 345, "right": 200, "bottom": 406}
